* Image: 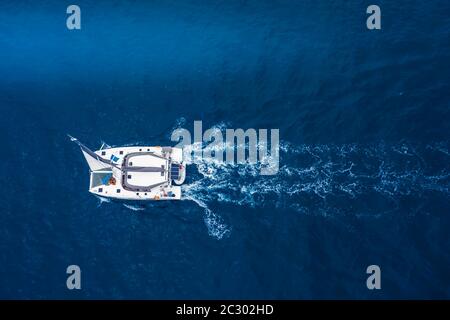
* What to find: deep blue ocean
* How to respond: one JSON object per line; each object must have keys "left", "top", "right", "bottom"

{"left": 0, "top": 0, "right": 449, "bottom": 299}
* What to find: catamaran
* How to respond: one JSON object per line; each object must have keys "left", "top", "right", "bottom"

{"left": 69, "top": 135, "right": 186, "bottom": 200}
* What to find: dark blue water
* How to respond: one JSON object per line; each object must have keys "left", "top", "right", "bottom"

{"left": 0, "top": 0, "right": 449, "bottom": 299}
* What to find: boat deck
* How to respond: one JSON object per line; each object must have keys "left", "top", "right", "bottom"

{"left": 88, "top": 146, "right": 183, "bottom": 200}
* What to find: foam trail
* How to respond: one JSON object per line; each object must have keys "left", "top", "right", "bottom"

{"left": 123, "top": 204, "right": 145, "bottom": 211}
{"left": 183, "top": 193, "right": 231, "bottom": 240}
{"left": 95, "top": 195, "right": 111, "bottom": 207}
{"left": 182, "top": 139, "right": 450, "bottom": 222}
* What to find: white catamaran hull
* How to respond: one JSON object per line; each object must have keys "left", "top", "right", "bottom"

{"left": 70, "top": 136, "right": 186, "bottom": 201}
